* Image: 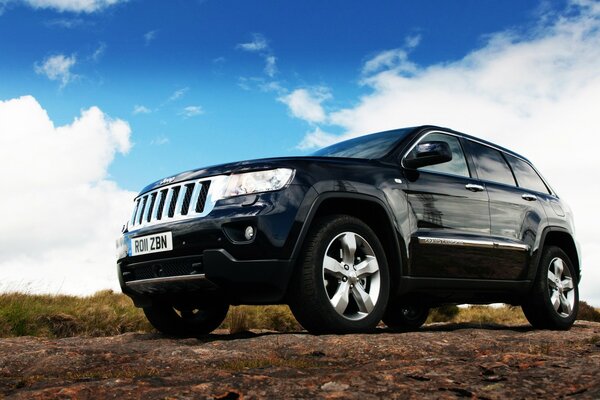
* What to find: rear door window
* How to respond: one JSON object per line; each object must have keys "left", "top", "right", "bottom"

{"left": 466, "top": 140, "right": 516, "bottom": 186}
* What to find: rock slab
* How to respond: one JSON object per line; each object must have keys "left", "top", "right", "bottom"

{"left": 1, "top": 322, "right": 599, "bottom": 399}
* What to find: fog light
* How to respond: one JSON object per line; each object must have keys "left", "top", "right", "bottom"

{"left": 244, "top": 226, "right": 255, "bottom": 241}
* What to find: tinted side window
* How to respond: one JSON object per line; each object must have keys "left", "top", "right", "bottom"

{"left": 505, "top": 154, "right": 550, "bottom": 194}
{"left": 411, "top": 133, "right": 470, "bottom": 178}
{"left": 466, "top": 141, "right": 516, "bottom": 186}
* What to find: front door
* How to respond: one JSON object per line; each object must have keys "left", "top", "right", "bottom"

{"left": 403, "top": 131, "right": 492, "bottom": 279}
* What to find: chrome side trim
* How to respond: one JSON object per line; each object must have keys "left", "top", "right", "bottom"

{"left": 417, "top": 236, "right": 530, "bottom": 252}
{"left": 494, "top": 242, "right": 531, "bottom": 251}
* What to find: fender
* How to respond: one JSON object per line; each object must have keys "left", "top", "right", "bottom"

{"left": 289, "top": 189, "right": 406, "bottom": 290}
{"left": 527, "top": 225, "right": 580, "bottom": 282}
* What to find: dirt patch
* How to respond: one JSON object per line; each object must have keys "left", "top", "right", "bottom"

{"left": 1, "top": 321, "right": 599, "bottom": 399}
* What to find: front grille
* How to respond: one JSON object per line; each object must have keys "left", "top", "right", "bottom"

{"left": 122, "top": 256, "right": 204, "bottom": 282}
{"left": 128, "top": 176, "right": 226, "bottom": 231}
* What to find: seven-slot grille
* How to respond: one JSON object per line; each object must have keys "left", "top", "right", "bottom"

{"left": 129, "top": 179, "right": 212, "bottom": 230}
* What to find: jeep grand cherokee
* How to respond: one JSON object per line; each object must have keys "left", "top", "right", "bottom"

{"left": 116, "top": 125, "right": 580, "bottom": 335}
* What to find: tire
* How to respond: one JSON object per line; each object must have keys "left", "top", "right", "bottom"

{"left": 289, "top": 215, "right": 390, "bottom": 334}
{"left": 383, "top": 298, "right": 429, "bottom": 331}
{"left": 521, "top": 246, "right": 578, "bottom": 330}
{"left": 143, "top": 300, "right": 229, "bottom": 337}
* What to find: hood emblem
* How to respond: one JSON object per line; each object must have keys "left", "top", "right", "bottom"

{"left": 158, "top": 177, "right": 175, "bottom": 186}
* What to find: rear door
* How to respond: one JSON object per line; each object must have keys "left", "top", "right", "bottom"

{"left": 403, "top": 131, "right": 492, "bottom": 279}
{"left": 464, "top": 140, "right": 547, "bottom": 280}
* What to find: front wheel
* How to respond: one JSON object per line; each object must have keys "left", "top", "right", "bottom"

{"left": 289, "top": 215, "right": 390, "bottom": 334}
{"left": 143, "top": 300, "right": 229, "bottom": 337}
{"left": 521, "top": 246, "right": 578, "bottom": 330}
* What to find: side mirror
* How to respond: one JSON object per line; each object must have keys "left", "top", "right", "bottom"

{"left": 404, "top": 141, "right": 452, "bottom": 169}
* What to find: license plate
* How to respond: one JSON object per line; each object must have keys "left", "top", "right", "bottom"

{"left": 130, "top": 232, "right": 173, "bottom": 256}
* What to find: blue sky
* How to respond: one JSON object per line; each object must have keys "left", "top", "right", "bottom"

{"left": 0, "top": 0, "right": 554, "bottom": 190}
{"left": 1, "top": 0, "right": 600, "bottom": 304}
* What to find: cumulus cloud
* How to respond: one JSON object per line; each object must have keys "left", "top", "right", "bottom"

{"left": 34, "top": 54, "right": 77, "bottom": 88}
{"left": 0, "top": 95, "right": 134, "bottom": 295}
{"left": 180, "top": 105, "right": 204, "bottom": 118}
{"left": 298, "top": 0, "right": 600, "bottom": 305}
{"left": 7, "top": 0, "right": 125, "bottom": 13}
{"left": 278, "top": 87, "right": 331, "bottom": 124}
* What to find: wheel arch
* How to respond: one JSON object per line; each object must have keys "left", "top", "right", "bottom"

{"left": 290, "top": 192, "right": 406, "bottom": 297}
{"left": 535, "top": 227, "right": 581, "bottom": 282}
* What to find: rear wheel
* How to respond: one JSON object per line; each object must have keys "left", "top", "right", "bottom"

{"left": 383, "top": 298, "right": 429, "bottom": 331}
{"left": 143, "top": 300, "right": 229, "bottom": 337}
{"left": 522, "top": 246, "right": 578, "bottom": 330}
{"left": 289, "top": 215, "right": 390, "bottom": 334}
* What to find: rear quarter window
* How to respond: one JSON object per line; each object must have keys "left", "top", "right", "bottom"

{"left": 505, "top": 154, "right": 550, "bottom": 194}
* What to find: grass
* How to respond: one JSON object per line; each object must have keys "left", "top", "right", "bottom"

{"left": 0, "top": 290, "right": 598, "bottom": 338}
{"left": 0, "top": 290, "right": 151, "bottom": 338}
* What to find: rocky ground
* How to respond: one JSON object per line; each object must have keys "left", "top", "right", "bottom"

{"left": 1, "top": 321, "right": 599, "bottom": 399}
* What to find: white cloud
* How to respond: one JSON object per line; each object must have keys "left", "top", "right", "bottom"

{"left": 144, "top": 30, "right": 157, "bottom": 46}
{"left": 298, "top": 127, "right": 338, "bottom": 150}
{"left": 237, "top": 33, "right": 268, "bottom": 52}
{"left": 0, "top": 95, "right": 134, "bottom": 295}
{"left": 13, "top": 0, "right": 125, "bottom": 13}
{"left": 150, "top": 135, "right": 169, "bottom": 145}
{"left": 34, "top": 53, "right": 77, "bottom": 88}
{"left": 180, "top": 105, "right": 204, "bottom": 118}
{"left": 404, "top": 34, "right": 421, "bottom": 49}
{"left": 45, "top": 18, "right": 87, "bottom": 28}
{"left": 132, "top": 104, "right": 151, "bottom": 114}
{"left": 362, "top": 34, "right": 421, "bottom": 76}
{"left": 237, "top": 33, "right": 278, "bottom": 78}
{"left": 362, "top": 48, "right": 417, "bottom": 76}
{"left": 278, "top": 87, "right": 331, "bottom": 124}
{"left": 91, "top": 41, "right": 106, "bottom": 61}
{"left": 264, "top": 55, "right": 277, "bottom": 77}
{"left": 168, "top": 87, "right": 188, "bottom": 102}
{"left": 299, "top": 0, "right": 600, "bottom": 305}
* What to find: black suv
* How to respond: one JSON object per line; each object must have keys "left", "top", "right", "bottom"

{"left": 116, "top": 125, "right": 580, "bottom": 334}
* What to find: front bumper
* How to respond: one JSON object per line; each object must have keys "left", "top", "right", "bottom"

{"left": 117, "top": 185, "right": 312, "bottom": 307}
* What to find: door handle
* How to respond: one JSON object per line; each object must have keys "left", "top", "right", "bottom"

{"left": 522, "top": 193, "right": 537, "bottom": 201}
{"left": 465, "top": 183, "right": 484, "bottom": 192}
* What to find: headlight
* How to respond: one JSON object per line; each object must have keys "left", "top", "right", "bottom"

{"left": 221, "top": 168, "right": 295, "bottom": 198}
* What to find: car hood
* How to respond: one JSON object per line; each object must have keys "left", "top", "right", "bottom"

{"left": 137, "top": 156, "right": 376, "bottom": 195}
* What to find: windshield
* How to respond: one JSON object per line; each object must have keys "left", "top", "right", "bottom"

{"left": 311, "top": 128, "right": 412, "bottom": 159}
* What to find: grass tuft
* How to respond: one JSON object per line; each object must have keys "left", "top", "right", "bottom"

{"left": 222, "top": 305, "right": 301, "bottom": 334}
{"left": 0, "top": 290, "right": 151, "bottom": 338}
{"left": 577, "top": 301, "right": 600, "bottom": 322}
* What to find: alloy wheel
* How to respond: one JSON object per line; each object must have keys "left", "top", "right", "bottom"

{"left": 321, "top": 232, "right": 381, "bottom": 321}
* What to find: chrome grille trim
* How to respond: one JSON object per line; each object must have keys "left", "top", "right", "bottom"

{"left": 128, "top": 175, "right": 228, "bottom": 232}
